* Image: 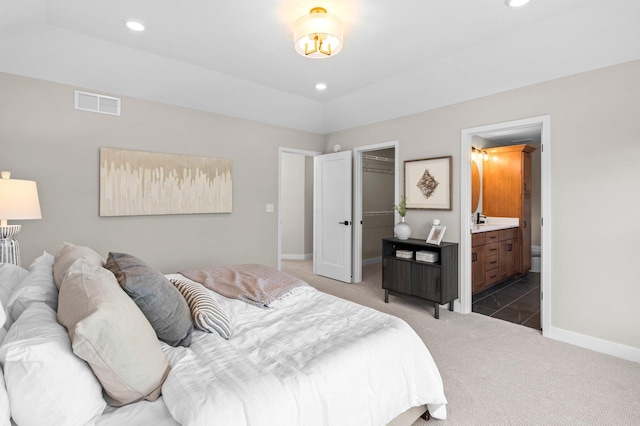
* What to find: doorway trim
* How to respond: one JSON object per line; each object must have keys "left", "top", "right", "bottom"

{"left": 353, "top": 140, "right": 400, "bottom": 283}
{"left": 277, "top": 147, "right": 321, "bottom": 271}
{"left": 460, "top": 116, "right": 551, "bottom": 336}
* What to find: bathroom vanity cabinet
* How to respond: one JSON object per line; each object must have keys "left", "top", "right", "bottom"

{"left": 482, "top": 144, "right": 535, "bottom": 275}
{"left": 382, "top": 238, "right": 458, "bottom": 318}
{"left": 472, "top": 227, "right": 519, "bottom": 294}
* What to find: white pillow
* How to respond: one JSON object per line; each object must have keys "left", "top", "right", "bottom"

{"left": 0, "top": 264, "right": 28, "bottom": 329}
{"left": 58, "top": 260, "right": 170, "bottom": 406}
{"left": 5, "top": 251, "right": 57, "bottom": 328}
{"left": 0, "top": 302, "right": 107, "bottom": 426}
{"left": 53, "top": 242, "right": 104, "bottom": 289}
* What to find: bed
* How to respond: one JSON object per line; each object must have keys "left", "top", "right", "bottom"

{"left": 0, "top": 243, "right": 447, "bottom": 426}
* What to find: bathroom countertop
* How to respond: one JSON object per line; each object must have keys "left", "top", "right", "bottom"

{"left": 471, "top": 217, "right": 519, "bottom": 234}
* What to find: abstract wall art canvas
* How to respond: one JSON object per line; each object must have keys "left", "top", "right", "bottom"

{"left": 100, "top": 148, "right": 232, "bottom": 216}
{"left": 404, "top": 156, "right": 452, "bottom": 210}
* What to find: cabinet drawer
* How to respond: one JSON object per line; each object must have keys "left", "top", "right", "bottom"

{"left": 485, "top": 231, "right": 500, "bottom": 244}
{"left": 485, "top": 242, "right": 499, "bottom": 257}
{"left": 472, "top": 233, "right": 486, "bottom": 247}
{"left": 485, "top": 269, "right": 500, "bottom": 286}
{"left": 499, "top": 227, "right": 518, "bottom": 241}
{"left": 485, "top": 254, "right": 499, "bottom": 271}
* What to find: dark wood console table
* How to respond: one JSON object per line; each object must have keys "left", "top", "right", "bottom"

{"left": 382, "top": 238, "right": 459, "bottom": 319}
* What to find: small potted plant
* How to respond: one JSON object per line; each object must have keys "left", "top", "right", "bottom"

{"left": 393, "top": 196, "right": 411, "bottom": 240}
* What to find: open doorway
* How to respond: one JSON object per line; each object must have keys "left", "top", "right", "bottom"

{"left": 460, "top": 116, "right": 551, "bottom": 336}
{"left": 361, "top": 148, "right": 396, "bottom": 265}
{"left": 470, "top": 130, "right": 542, "bottom": 330}
{"left": 279, "top": 142, "right": 400, "bottom": 285}
{"left": 277, "top": 148, "right": 320, "bottom": 270}
{"left": 353, "top": 141, "right": 400, "bottom": 283}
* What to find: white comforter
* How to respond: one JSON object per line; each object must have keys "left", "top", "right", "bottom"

{"left": 160, "top": 274, "right": 447, "bottom": 425}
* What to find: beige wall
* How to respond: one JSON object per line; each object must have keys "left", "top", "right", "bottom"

{"left": 0, "top": 72, "right": 325, "bottom": 273}
{"left": 324, "top": 60, "right": 640, "bottom": 350}
{"left": 3, "top": 59, "right": 640, "bottom": 352}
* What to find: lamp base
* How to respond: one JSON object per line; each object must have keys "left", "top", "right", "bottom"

{"left": 0, "top": 225, "right": 22, "bottom": 266}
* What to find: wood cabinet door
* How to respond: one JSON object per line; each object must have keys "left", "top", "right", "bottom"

{"left": 500, "top": 238, "right": 517, "bottom": 277}
{"left": 523, "top": 152, "right": 532, "bottom": 195}
{"left": 521, "top": 194, "right": 532, "bottom": 272}
{"left": 472, "top": 245, "right": 485, "bottom": 292}
{"left": 411, "top": 263, "right": 440, "bottom": 302}
{"left": 382, "top": 258, "right": 411, "bottom": 294}
{"left": 482, "top": 151, "right": 521, "bottom": 218}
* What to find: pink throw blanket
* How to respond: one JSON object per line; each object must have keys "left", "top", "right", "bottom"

{"left": 180, "top": 264, "right": 309, "bottom": 308}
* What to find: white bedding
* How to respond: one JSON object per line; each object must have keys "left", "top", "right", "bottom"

{"left": 97, "top": 398, "right": 178, "bottom": 426}
{"left": 158, "top": 273, "right": 447, "bottom": 426}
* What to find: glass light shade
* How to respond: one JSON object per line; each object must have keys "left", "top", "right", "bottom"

{"left": 294, "top": 8, "right": 343, "bottom": 58}
{"left": 0, "top": 178, "right": 42, "bottom": 222}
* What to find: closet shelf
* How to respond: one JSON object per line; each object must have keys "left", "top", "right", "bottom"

{"left": 363, "top": 154, "right": 394, "bottom": 163}
{"left": 363, "top": 154, "right": 395, "bottom": 175}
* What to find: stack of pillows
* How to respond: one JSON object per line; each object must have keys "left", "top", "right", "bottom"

{"left": 0, "top": 242, "right": 231, "bottom": 426}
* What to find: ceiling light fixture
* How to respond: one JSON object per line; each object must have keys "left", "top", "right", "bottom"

{"left": 315, "top": 82, "right": 327, "bottom": 90}
{"left": 125, "top": 20, "right": 145, "bottom": 32}
{"left": 505, "top": 0, "right": 531, "bottom": 7}
{"left": 294, "top": 7, "right": 343, "bottom": 58}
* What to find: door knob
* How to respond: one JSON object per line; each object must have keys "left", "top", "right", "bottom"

{"left": 338, "top": 220, "right": 351, "bottom": 226}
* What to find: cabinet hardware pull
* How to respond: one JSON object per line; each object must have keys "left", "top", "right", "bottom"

{"left": 472, "top": 252, "right": 477, "bottom": 262}
{"left": 490, "top": 261, "right": 497, "bottom": 265}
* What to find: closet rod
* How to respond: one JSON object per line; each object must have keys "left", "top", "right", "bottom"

{"left": 363, "top": 166, "right": 394, "bottom": 175}
{"left": 362, "top": 210, "right": 394, "bottom": 216}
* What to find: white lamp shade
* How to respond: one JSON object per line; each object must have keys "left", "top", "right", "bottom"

{"left": 0, "top": 179, "right": 42, "bottom": 220}
{"left": 294, "top": 9, "right": 343, "bottom": 58}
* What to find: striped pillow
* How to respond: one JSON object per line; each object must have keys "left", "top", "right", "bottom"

{"left": 170, "top": 278, "right": 231, "bottom": 339}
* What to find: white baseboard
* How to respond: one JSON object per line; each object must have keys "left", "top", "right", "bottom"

{"left": 547, "top": 326, "right": 640, "bottom": 363}
{"left": 281, "top": 253, "right": 313, "bottom": 260}
{"left": 363, "top": 256, "right": 382, "bottom": 266}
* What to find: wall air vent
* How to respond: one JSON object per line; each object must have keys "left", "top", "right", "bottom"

{"left": 74, "top": 90, "right": 121, "bottom": 116}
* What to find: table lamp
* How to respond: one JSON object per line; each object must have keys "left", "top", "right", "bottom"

{"left": 0, "top": 171, "right": 42, "bottom": 266}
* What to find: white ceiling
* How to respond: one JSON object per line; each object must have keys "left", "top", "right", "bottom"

{"left": 1, "top": 0, "right": 639, "bottom": 134}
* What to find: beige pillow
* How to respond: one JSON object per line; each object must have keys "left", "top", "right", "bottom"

{"left": 53, "top": 242, "right": 105, "bottom": 289}
{"left": 57, "top": 259, "right": 170, "bottom": 406}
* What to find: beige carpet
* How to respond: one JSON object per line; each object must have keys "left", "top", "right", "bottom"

{"left": 282, "top": 260, "right": 640, "bottom": 426}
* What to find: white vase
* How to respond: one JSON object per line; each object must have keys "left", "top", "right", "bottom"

{"left": 394, "top": 217, "right": 411, "bottom": 240}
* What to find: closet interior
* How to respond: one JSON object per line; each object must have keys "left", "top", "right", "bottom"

{"left": 361, "top": 148, "right": 395, "bottom": 265}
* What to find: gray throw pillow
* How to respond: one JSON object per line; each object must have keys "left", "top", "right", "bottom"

{"left": 105, "top": 252, "right": 193, "bottom": 347}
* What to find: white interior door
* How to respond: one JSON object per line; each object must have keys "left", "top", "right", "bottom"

{"left": 314, "top": 150, "right": 352, "bottom": 283}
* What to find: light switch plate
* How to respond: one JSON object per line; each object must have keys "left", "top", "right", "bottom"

{"left": 266, "top": 203, "right": 274, "bottom": 212}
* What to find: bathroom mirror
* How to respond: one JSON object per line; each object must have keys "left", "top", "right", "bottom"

{"left": 471, "top": 160, "right": 480, "bottom": 213}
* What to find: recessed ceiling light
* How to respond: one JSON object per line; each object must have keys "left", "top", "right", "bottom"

{"left": 125, "top": 20, "right": 145, "bottom": 32}
{"left": 315, "top": 82, "right": 327, "bottom": 90}
{"left": 505, "top": 0, "right": 530, "bottom": 7}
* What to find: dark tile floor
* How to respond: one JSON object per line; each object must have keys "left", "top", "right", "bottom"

{"left": 472, "top": 272, "right": 541, "bottom": 330}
